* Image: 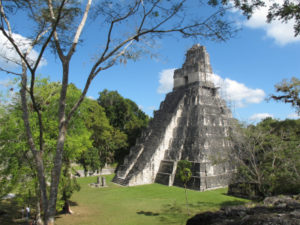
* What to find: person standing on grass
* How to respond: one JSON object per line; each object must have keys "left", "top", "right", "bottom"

{"left": 26, "top": 206, "right": 30, "bottom": 220}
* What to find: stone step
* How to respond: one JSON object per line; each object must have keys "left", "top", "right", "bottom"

{"left": 155, "top": 172, "right": 171, "bottom": 186}
{"left": 173, "top": 175, "right": 201, "bottom": 190}
{"left": 112, "top": 177, "right": 126, "bottom": 186}
{"left": 157, "top": 160, "right": 175, "bottom": 174}
{"left": 161, "top": 159, "right": 175, "bottom": 163}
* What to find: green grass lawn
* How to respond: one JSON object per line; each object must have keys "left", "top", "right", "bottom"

{"left": 55, "top": 175, "right": 249, "bottom": 225}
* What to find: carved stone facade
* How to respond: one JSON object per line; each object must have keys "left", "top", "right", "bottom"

{"left": 113, "top": 44, "right": 235, "bottom": 190}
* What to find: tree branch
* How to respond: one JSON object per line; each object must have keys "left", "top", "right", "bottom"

{"left": 0, "top": 0, "right": 12, "bottom": 35}
{"left": 47, "top": 0, "right": 66, "bottom": 61}
{"left": 66, "top": 0, "right": 92, "bottom": 61}
{"left": 65, "top": 0, "right": 234, "bottom": 125}
{"left": 99, "top": 0, "right": 141, "bottom": 64}
{"left": 0, "top": 66, "right": 22, "bottom": 76}
{"left": 0, "top": 28, "right": 34, "bottom": 72}
{"left": 19, "top": 63, "right": 49, "bottom": 215}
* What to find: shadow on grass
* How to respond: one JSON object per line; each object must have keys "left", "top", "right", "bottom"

{"left": 69, "top": 200, "right": 78, "bottom": 207}
{"left": 220, "top": 200, "right": 247, "bottom": 208}
{"left": 137, "top": 211, "right": 160, "bottom": 216}
{"left": 135, "top": 197, "right": 248, "bottom": 225}
{"left": 188, "top": 199, "right": 246, "bottom": 210}
{"left": 56, "top": 200, "right": 79, "bottom": 218}
{"left": 136, "top": 201, "right": 188, "bottom": 225}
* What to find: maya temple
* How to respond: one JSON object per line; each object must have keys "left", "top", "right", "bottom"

{"left": 113, "top": 44, "right": 235, "bottom": 191}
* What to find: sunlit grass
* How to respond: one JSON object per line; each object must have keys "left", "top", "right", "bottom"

{"left": 55, "top": 175, "right": 249, "bottom": 225}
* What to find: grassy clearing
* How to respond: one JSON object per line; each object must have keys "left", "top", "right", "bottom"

{"left": 55, "top": 175, "right": 249, "bottom": 225}
{"left": 0, "top": 175, "right": 249, "bottom": 225}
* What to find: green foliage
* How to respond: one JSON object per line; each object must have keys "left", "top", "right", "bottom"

{"left": 176, "top": 160, "right": 193, "bottom": 215}
{"left": 0, "top": 93, "right": 32, "bottom": 200}
{"left": 77, "top": 98, "right": 128, "bottom": 174}
{"left": 57, "top": 164, "right": 81, "bottom": 212}
{"left": 98, "top": 89, "right": 149, "bottom": 132}
{"left": 0, "top": 78, "right": 92, "bottom": 209}
{"left": 232, "top": 118, "right": 300, "bottom": 196}
{"left": 176, "top": 160, "right": 192, "bottom": 184}
{"left": 98, "top": 89, "right": 149, "bottom": 163}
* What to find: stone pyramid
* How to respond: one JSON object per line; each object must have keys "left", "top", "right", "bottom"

{"left": 113, "top": 44, "right": 235, "bottom": 190}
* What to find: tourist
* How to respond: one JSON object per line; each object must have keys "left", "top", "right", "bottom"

{"left": 26, "top": 206, "right": 30, "bottom": 220}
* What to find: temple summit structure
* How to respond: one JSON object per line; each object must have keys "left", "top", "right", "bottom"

{"left": 113, "top": 44, "right": 235, "bottom": 191}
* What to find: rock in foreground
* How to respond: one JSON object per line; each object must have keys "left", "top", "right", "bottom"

{"left": 187, "top": 196, "right": 300, "bottom": 225}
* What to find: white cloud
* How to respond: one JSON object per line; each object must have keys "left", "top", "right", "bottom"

{"left": 0, "top": 31, "right": 47, "bottom": 69}
{"left": 209, "top": 73, "right": 265, "bottom": 108}
{"left": 157, "top": 68, "right": 265, "bottom": 107}
{"left": 87, "top": 96, "right": 95, "bottom": 100}
{"left": 249, "top": 113, "right": 274, "bottom": 121}
{"left": 157, "top": 68, "right": 175, "bottom": 94}
{"left": 243, "top": 0, "right": 300, "bottom": 45}
{"left": 287, "top": 113, "right": 300, "bottom": 119}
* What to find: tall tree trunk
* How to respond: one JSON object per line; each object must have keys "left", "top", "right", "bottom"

{"left": 20, "top": 63, "right": 48, "bottom": 220}
{"left": 45, "top": 62, "right": 69, "bottom": 225}
{"left": 62, "top": 197, "right": 72, "bottom": 214}
{"left": 184, "top": 184, "right": 190, "bottom": 216}
{"left": 36, "top": 198, "right": 44, "bottom": 225}
{"left": 34, "top": 179, "right": 44, "bottom": 225}
{"left": 62, "top": 159, "right": 73, "bottom": 214}
{"left": 62, "top": 199, "right": 72, "bottom": 214}
{"left": 84, "top": 164, "right": 88, "bottom": 177}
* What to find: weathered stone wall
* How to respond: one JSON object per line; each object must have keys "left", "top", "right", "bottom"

{"left": 113, "top": 88, "right": 185, "bottom": 186}
{"left": 113, "top": 44, "right": 235, "bottom": 190}
{"left": 174, "top": 44, "right": 213, "bottom": 89}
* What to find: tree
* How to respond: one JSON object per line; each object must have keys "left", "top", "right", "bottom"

{"left": 0, "top": 1, "right": 248, "bottom": 224}
{"left": 0, "top": 97, "right": 33, "bottom": 201}
{"left": 230, "top": 118, "right": 300, "bottom": 197}
{"left": 0, "top": 79, "right": 92, "bottom": 220}
{"left": 77, "top": 99, "right": 112, "bottom": 175}
{"left": 226, "top": 0, "right": 300, "bottom": 37}
{"left": 79, "top": 98, "right": 128, "bottom": 174}
{"left": 269, "top": 77, "right": 300, "bottom": 115}
{"left": 176, "top": 160, "right": 192, "bottom": 216}
{"left": 227, "top": 0, "right": 300, "bottom": 37}
{"left": 98, "top": 90, "right": 149, "bottom": 163}
{"left": 268, "top": 0, "right": 300, "bottom": 37}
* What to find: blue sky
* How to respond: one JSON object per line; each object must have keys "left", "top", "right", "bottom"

{"left": 0, "top": 1, "right": 299, "bottom": 124}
